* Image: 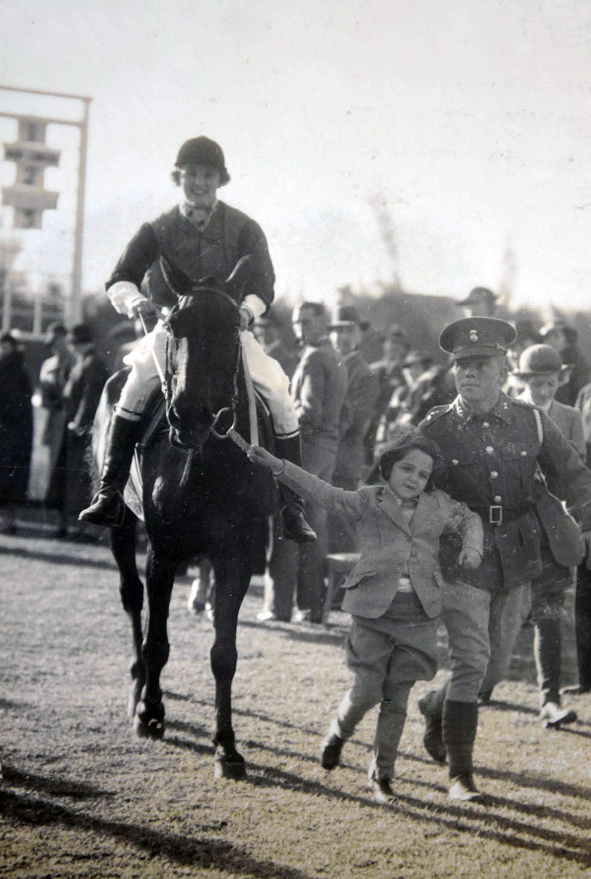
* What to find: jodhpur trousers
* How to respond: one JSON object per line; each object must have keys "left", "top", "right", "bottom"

{"left": 116, "top": 323, "right": 299, "bottom": 436}
{"left": 331, "top": 591, "right": 438, "bottom": 780}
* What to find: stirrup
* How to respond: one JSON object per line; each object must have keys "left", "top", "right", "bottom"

{"left": 79, "top": 489, "right": 126, "bottom": 528}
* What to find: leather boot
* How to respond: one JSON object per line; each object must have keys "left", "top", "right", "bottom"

{"left": 79, "top": 415, "right": 142, "bottom": 527}
{"left": 443, "top": 700, "right": 483, "bottom": 801}
{"left": 274, "top": 434, "right": 317, "bottom": 543}
{"left": 418, "top": 685, "right": 448, "bottom": 763}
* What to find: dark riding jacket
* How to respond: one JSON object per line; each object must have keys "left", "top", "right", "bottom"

{"left": 106, "top": 201, "right": 275, "bottom": 310}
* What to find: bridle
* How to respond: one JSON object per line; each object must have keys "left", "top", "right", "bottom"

{"left": 163, "top": 283, "right": 243, "bottom": 443}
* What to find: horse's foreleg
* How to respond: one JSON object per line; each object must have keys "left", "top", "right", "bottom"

{"left": 110, "top": 509, "right": 145, "bottom": 718}
{"left": 210, "top": 552, "right": 251, "bottom": 779}
{"left": 134, "top": 547, "right": 176, "bottom": 739}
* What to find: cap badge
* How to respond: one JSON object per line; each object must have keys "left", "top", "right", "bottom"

{"left": 469, "top": 329, "right": 479, "bottom": 342}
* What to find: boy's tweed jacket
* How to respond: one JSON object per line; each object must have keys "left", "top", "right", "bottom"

{"left": 278, "top": 462, "right": 483, "bottom": 620}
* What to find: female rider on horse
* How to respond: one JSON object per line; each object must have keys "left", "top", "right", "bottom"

{"left": 79, "top": 136, "right": 315, "bottom": 543}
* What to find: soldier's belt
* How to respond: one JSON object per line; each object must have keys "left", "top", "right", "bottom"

{"left": 470, "top": 503, "right": 533, "bottom": 526}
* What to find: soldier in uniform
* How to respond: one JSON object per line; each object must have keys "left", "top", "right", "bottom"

{"left": 416, "top": 317, "right": 591, "bottom": 802}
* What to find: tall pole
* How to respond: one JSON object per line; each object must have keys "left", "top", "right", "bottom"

{"left": 0, "top": 84, "right": 92, "bottom": 332}
{"left": 70, "top": 97, "right": 91, "bottom": 325}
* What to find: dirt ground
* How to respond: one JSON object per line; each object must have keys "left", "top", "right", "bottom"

{"left": 1, "top": 529, "right": 591, "bottom": 879}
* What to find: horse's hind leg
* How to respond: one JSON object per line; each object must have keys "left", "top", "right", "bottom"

{"left": 210, "top": 551, "right": 251, "bottom": 780}
{"left": 111, "top": 508, "right": 145, "bottom": 718}
{"left": 134, "top": 547, "right": 176, "bottom": 739}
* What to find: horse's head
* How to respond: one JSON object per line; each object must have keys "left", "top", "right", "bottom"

{"left": 164, "top": 258, "right": 250, "bottom": 450}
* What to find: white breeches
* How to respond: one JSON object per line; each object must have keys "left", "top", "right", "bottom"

{"left": 116, "top": 322, "right": 299, "bottom": 436}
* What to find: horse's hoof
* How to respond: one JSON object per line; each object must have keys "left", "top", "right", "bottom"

{"left": 214, "top": 756, "right": 247, "bottom": 780}
{"left": 134, "top": 715, "right": 165, "bottom": 739}
{"left": 134, "top": 700, "right": 165, "bottom": 739}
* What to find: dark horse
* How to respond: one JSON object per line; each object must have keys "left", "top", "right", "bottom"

{"left": 94, "top": 258, "right": 275, "bottom": 778}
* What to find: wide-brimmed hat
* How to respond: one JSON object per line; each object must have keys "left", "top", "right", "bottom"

{"left": 456, "top": 286, "right": 498, "bottom": 307}
{"left": 513, "top": 344, "right": 564, "bottom": 377}
{"left": 68, "top": 323, "right": 93, "bottom": 345}
{"left": 439, "top": 317, "right": 516, "bottom": 361}
{"left": 328, "top": 305, "right": 361, "bottom": 329}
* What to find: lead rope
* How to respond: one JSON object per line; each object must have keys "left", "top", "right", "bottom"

{"left": 240, "top": 333, "right": 259, "bottom": 447}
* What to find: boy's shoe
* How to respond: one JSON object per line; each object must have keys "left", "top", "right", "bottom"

{"left": 449, "top": 773, "right": 483, "bottom": 802}
{"left": 320, "top": 731, "right": 344, "bottom": 770}
{"left": 368, "top": 776, "right": 396, "bottom": 805}
{"left": 418, "top": 692, "right": 447, "bottom": 763}
{"left": 540, "top": 702, "right": 577, "bottom": 728}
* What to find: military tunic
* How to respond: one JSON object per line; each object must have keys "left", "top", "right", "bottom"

{"left": 419, "top": 392, "right": 591, "bottom": 593}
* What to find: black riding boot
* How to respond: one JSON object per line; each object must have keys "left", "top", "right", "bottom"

{"left": 274, "top": 434, "right": 317, "bottom": 544}
{"left": 443, "top": 699, "right": 482, "bottom": 801}
{"left": 79, "top": 415, "right": 142, "bottom": 527}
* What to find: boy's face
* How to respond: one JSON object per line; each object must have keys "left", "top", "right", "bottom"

{"left": 388, "top": 448, "right": 434, "bottom": 500}
{"left": 524, "top": 373, "right": 561, "bottom": 407}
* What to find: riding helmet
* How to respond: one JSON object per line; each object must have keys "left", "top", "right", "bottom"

{"left": 174, "top": 137, "right": 230, "bottom": 185}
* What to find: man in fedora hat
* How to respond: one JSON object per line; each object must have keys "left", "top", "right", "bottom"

{"left": 416, "top": 317, "right": 591, "bottom": 802}
{"left": 328, "top": 305, "right": 377, "bottom": 552}
{"left": 456, "top": 287, "right": 497, "bottom": 318}
{"left": 476, "top": 342, "right": 585, "bottom": 725}
{"left": 79, "top": 136, "right": 315, "bottom": 543}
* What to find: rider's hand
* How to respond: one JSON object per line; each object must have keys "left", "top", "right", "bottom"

{"left": 132, "top": 298, "right": 158, "bottom": 318}
{"left": 247, "top": 445, "right": 285, "bottom": 476}
{"left": 239, "top": 305, "right": 254, "bottom": 331}
{"left": 458, "top": 547, "right": 482, "bottom": 569}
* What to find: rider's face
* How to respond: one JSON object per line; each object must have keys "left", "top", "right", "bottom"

{"left": 179, "top": 164, "right": 221, "bottom": 210}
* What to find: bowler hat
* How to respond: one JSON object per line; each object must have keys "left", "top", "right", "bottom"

{"left": 68, "top": 323, "right": 93, "bottom": 345}
{"left": 175, "top": 137, "right": 230, "bottom": 185}
{"left": 439, "top": 317, "right": 516, "bottom": 361}
{"left": 456, "top": 286, "right": 498, "bottom": 307}
{"left": 328, "top": 305, "right": 361, "bottom": 328}
{"left": 514, "top": 344, "right": 563, "bottom": 377}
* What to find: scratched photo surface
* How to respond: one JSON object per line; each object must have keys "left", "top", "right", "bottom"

{"left": 1, "top": 2, "right": 591, "bottom": 877}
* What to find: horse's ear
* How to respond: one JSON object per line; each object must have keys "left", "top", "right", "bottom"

{"left": 225, "top": 255, "right": 252, "bottom": 299}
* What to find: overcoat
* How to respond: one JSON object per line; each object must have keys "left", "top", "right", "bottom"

{"left": 0, "top": 350, "right": 33, "bottom": 503}
{"left": 335, "top": 350, "right": 377, "bottom": 484}
{"left": 279, "top": 461, "right": 483, "bottom": 620}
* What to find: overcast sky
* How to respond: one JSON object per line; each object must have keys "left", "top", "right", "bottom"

{"left": 1, "top": 0, "right": 590, "bottom": 314}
